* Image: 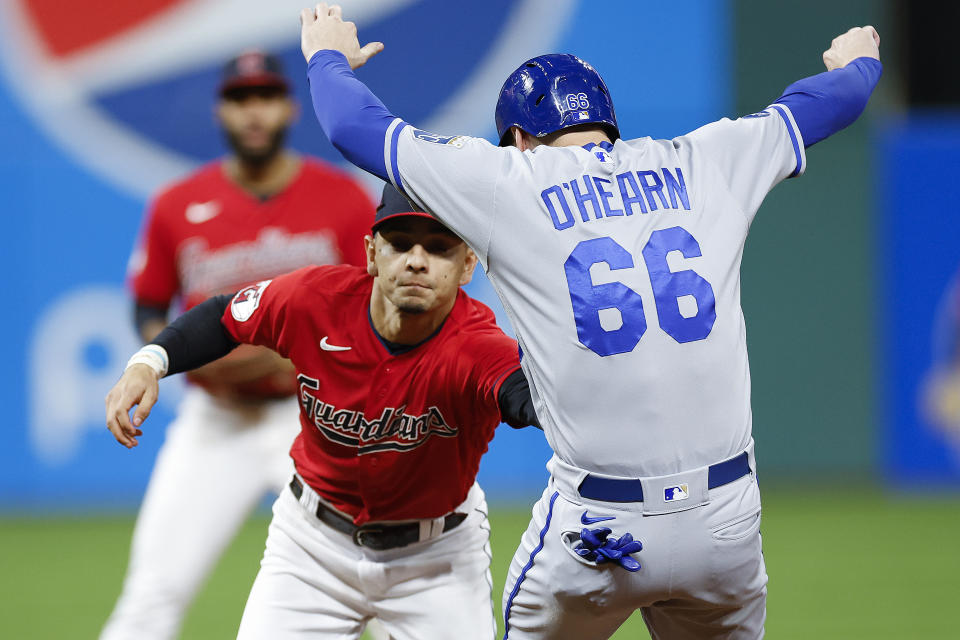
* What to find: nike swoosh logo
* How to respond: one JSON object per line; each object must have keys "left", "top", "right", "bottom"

{"left": 581, "top": 510, "right": 616, "bottom": 525}
{"left": 319, "top": 336, "right": 351, "bottom": 352}
{"left": 185, "top": 200, "right": 220, "bottom": 224}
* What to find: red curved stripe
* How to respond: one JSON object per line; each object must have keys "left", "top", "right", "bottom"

{"left": 21, "top": 0, "right": 186, "bottom": 58}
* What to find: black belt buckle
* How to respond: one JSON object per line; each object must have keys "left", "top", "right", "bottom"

{"left": 353, "top": 526, "right": 387, "bottom": 549}
{"left": 293, "top": 474, "right": 467, "bottom": 550}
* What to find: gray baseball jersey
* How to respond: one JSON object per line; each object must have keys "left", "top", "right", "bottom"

{"left": 383, "top": 105, "right": 805, "bottom": 477}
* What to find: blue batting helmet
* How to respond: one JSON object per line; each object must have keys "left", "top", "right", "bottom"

{"left": 494, "top": 54, "right": 619, "bottom": 146}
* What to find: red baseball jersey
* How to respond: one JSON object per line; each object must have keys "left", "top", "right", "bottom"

{"left": 220, "top": 265, "right": 522, "bottom": 524}
{"left": 128, "top": 158, "right": 374, "bottom": 310}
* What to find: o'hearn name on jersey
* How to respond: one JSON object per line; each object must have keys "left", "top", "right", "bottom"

{"left": 541, "top": 167, "right": 690, "bottom": 231}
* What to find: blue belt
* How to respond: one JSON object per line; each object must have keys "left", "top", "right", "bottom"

{"left": 577, "top": 452, "right": 751, "bottom": 502}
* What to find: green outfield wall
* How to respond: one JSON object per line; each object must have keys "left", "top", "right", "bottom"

{"left": 735, "top": 0, "right": 890, "bottom": 475}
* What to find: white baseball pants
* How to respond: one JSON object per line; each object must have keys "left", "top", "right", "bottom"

{"left": 236, "top": 479, "right": 497, "bottom": 640}
{"left": 502, "top": 448, "right": 767, "bottom": 639}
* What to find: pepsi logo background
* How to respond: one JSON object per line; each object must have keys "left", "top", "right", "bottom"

{"left": 0, "top": 0, "right": 575, "bottom": 196}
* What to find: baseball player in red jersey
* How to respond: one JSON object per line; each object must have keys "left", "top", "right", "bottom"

{"left": 106, "top": 184, "right": 539, "bottom": 639}
{"left": 101, "top": 50, "right": 375, "bottom": 640}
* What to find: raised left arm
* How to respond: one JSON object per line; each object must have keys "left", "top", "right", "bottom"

{"left": 774, "top": 26, "right": 882, "bottom": 147}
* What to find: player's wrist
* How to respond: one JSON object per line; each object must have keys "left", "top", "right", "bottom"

{"left": 126, "top": 345, "right": 169, "bottom": 378}
{"left": 306, "top": 48, "right": 349, "bottom": 68}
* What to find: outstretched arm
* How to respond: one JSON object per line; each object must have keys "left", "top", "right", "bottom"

{"left": 300, "top": 4, "right": 398, "bottom": 181}
{"left": 774, "top": 26, "right": 882, "bottom": 147}
{"left": 105, "top": 295, "right": 238, "bottom": 448}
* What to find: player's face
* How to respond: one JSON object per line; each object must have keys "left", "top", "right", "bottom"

{"left": 366, "top": 218, "right": 477, "bottom": 315}
{"left": 217, "top": 87, "right": 296, "bottom": 164}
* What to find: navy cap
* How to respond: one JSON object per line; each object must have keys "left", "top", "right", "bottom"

{"left": 219, "top": 50, "right": 289, "bottom": 96}
{"left": 371, "top": 184, "right": 436, "bottom": 233}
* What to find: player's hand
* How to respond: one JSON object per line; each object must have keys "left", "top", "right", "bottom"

{"left": 823, "top": 26, "right": 880, "bottom": 71}
{"left": 104, "top": 364, "right": 160, "bottom": 448}
{"left": 300, "top": 3, "right": 384, "bottom": 69}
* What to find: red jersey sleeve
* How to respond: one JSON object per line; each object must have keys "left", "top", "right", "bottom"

{"left": 219, "top": 268, "right": 309, "bottom": 358}
{"left": 458, "top": 326, "right": 522, "bottom": 418}
{"left": 128, "top": 191, "right": 179, "bottom": 306}
{"left": 334, "top": 179, "right": 375, "bottom": 267}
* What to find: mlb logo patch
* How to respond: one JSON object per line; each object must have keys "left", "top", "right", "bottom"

{"left": 577, "top": 111, "right": 590, "bottom": 120}
{"left": 663, "top": 484, "right": 689, "bottom": 502}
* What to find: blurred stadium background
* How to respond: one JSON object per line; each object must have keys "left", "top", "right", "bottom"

{"left": 2, "top": 0, "right": 958, "bottom": 637}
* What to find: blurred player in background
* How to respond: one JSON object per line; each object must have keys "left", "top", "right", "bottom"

{"left": 922, "top": 266, "right": 960, "bottom": 450}
{"left": 100, "top": 50, "right": 375, "bottom": 640}
{"left": 106, "top": 184, "right": 540, "bottom": 639}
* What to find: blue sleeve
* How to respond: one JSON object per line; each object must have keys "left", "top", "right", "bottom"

{"left": 774, "top": 57, "right": 882, "bottom": 148}
{"left": 306, "top": 50, "right": 404, "bottom": 182}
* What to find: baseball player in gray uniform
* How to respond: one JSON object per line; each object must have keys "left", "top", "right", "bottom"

{"left": 298, "top": 5, "right": 882, "bottom": 638}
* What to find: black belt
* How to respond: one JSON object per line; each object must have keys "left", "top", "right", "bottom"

{"left": 289, "top": 476, "right": 467, "bottom": 550}
{"left": 577, "top": 451, "right": 752, "bottom": 502}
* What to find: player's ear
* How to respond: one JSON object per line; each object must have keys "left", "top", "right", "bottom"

{"left": 512, "top": 127, "right": 539, "bottom": 152}
{"left": 510, "top": 126, "right": 524, "bottom": 149}
{"left": 364, "top": 235, "right": 378, "bottom": 277}
{"left": 458, "top": 246, "right": 478, "bottom": 286}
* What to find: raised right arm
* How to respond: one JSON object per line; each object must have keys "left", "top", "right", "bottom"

{"left": 301, "top": 3, "right": 396, "bottom": 182}
{"left": 300, "top": 4, "right": 506, "bottom": 264}
{"left": 307, "top": 50, "right": 399, "bottom": 183}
